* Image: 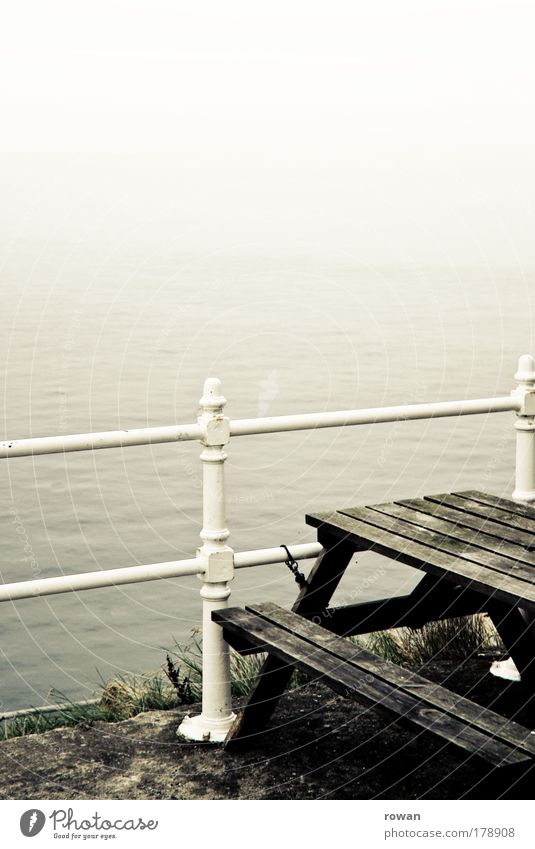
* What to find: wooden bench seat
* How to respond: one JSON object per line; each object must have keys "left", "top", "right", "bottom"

{"left": 213, "top": 602, "right": 535, "bottom": 769}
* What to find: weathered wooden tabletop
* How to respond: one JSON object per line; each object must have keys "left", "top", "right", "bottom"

{"left": 306, "top": 490, "right": 535, "bottom": 613}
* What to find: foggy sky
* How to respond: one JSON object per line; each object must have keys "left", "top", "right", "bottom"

{"left": 2, "top": 1, "right": 534, "bottom": 265}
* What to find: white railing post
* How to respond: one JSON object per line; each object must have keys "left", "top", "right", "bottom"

{"left": 493, "top": 354, "right": 535, "bottom": 684}
{"left": 178, "top": 378, "right": 236, "bottom": 742}
{"left": 512, "top": 354, "right": 535, "bottom": 502}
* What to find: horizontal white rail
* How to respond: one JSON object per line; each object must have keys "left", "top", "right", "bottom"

{"left": 234, "top": 542, "right": 322, "bottom": 568}
{"left": 0, "top": 422, "right": 202, "bottom": 459}
{"left": 0, "top": 396, "right": 520, "bottom": 459}
{"left": 230, "top": 396, "right": 520, "bottom": 436}
{"left": 0, "top": 698, "right": 101, "bottom": 725}
{"left": 0, "top": 557, "right": 203, "bottom": 602}
{"left": 0, "top": 543, "right": 322, "bottom": 602}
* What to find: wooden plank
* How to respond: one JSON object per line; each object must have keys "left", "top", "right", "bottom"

{"left": 225, "top": 537, "right": 355, "bottom": 745}
{"left": 370, "top": 500, "right": 535, "bottom": 571}
{"left": 341, "top": 506, "right": 535, "bottom": 585}
{"left": 434, "top": 492, "right": 535, "bottom": 536}
{"left": 306, "top": 509, "right": 535, "bottom": 610}
{"left": 458, "top": 490, "right": 535, "bottom": 523}
{"left": 399, "top": 496, "right": 535, "bottom": 550}
{"left": 214, "top": 607, "right": 531, "bottom": 767}
{"left": 426, "top": 493, "right": 535, "bottom": 539}
{"left": 246, "top": 602, "right": 535, "bottom": 756}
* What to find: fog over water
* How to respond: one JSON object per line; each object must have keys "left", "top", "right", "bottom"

{"left": 1, "top": 1, "right": 534, "bottom": 708}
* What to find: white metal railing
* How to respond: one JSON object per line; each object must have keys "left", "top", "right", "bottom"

{"left": 0, "top": 397, "right": 521, "bottom": 459}
{"left": 0, "top": 543, "right": 324, "bottom": 602}
{"left": 1, "top": 354, "right": 534, "bottom": 742}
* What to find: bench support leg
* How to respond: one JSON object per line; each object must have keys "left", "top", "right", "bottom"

{"left": 304, "top": 573, "right": 489, "bottom": 635}
{"left": 224, "top": 536, "right": 355, "bottom": 747}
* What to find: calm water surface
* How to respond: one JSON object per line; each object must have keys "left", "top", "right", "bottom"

{"left": 1, "top": 247, "right": 533, "bottom": 709}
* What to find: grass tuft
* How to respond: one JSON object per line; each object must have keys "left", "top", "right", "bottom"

{"left": 167, "top": 636, "right": 268, "bottom": 698}
{"left": 358, "top": 613, "right": 503, "bottom": 667}
{"left": 1, "top": 667, "right": 193, "bottom": 741}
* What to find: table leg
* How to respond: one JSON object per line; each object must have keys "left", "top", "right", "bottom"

{"left": 487, "top": 600, "right": 535, "bottom": 687}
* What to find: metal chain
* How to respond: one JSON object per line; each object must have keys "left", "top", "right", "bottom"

{"left": 280, "top": 544, "right": 308, "bottom": 589}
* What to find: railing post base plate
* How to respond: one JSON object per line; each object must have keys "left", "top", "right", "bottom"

{"left": 177, "top": 711, "right": 237, "bottom": 744}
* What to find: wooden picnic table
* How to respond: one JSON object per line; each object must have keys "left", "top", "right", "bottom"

{"left": 304, "top": 490, "right": 535, "bottom": 678}
{"left": 214, "top": 490, "right": 535, "bottom": 777}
